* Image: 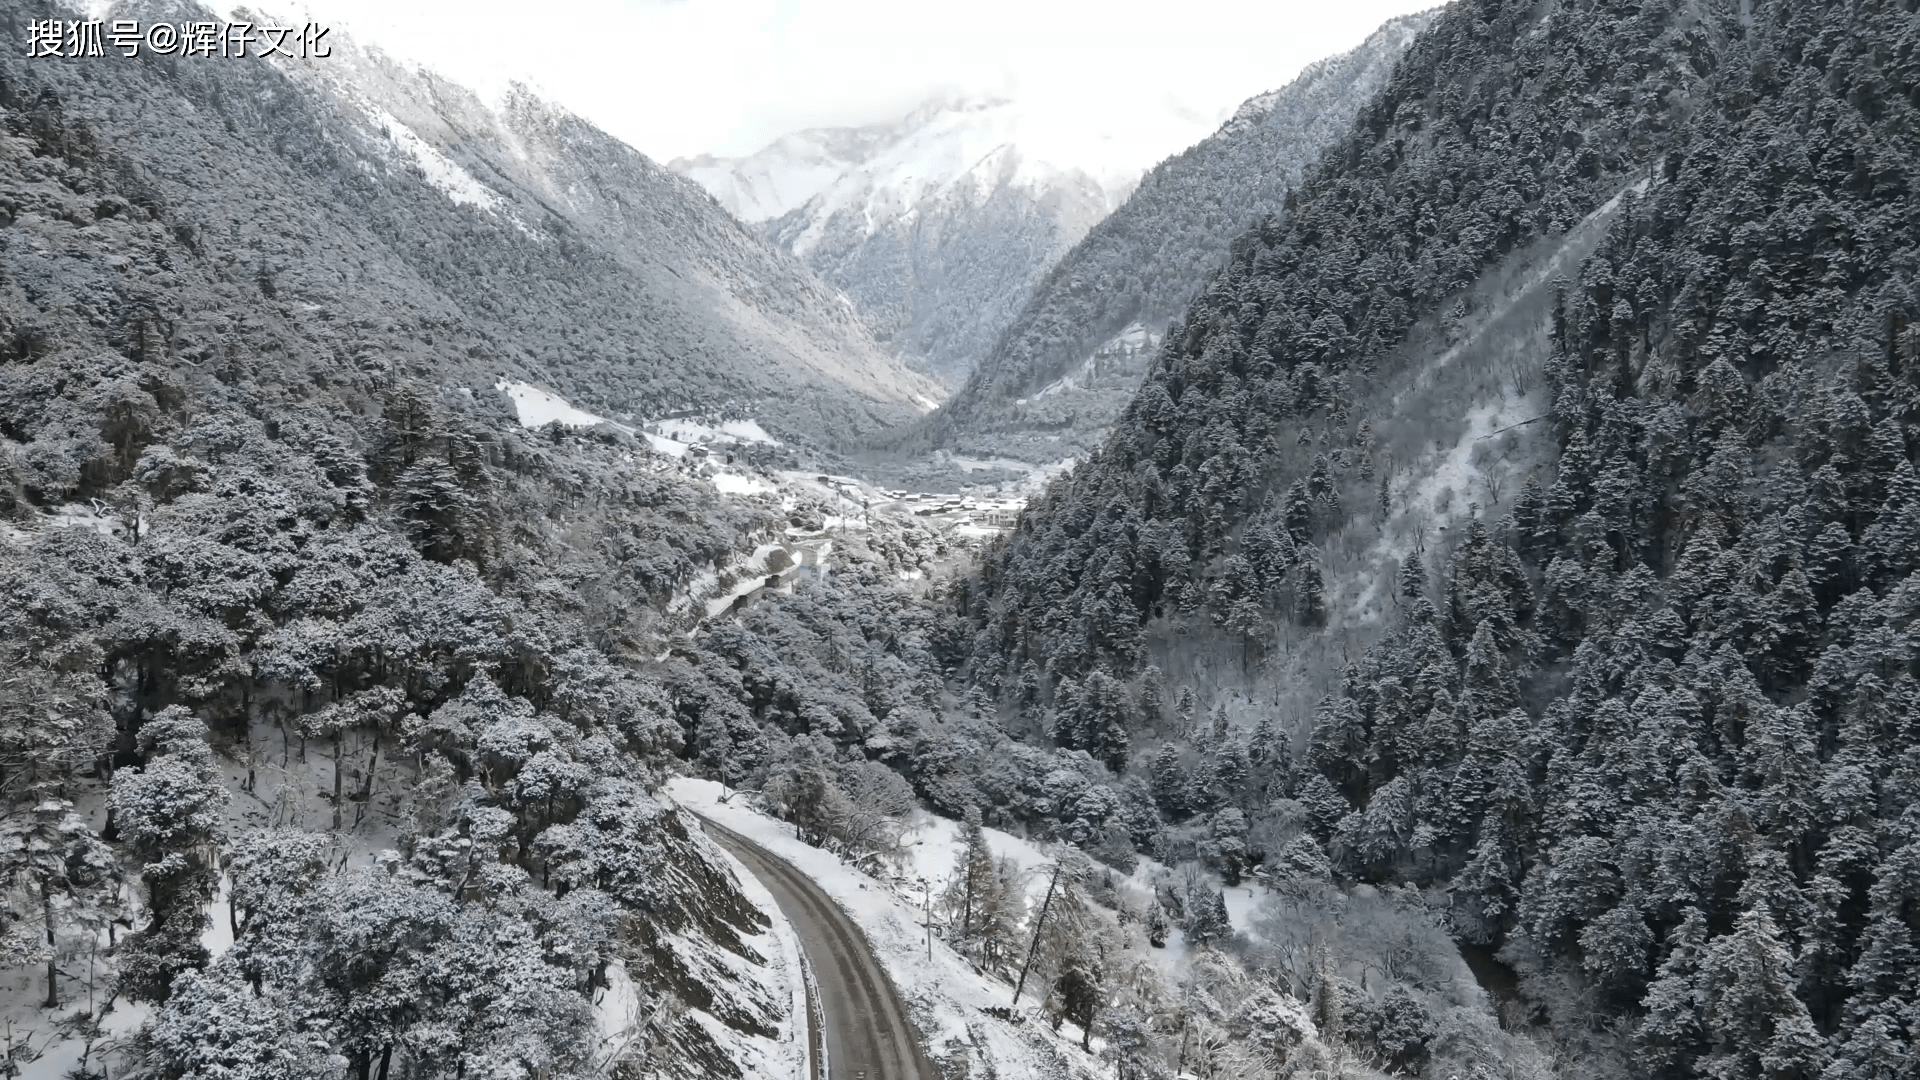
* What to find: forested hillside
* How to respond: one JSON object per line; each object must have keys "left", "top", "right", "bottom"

{"left": 2, "top": 0, "right": 940, "bottom": 448}
{"left": 0, "top": 2, "right": 902, "bottom": 1074}
{"left": 913, "top": 11, "right": 1434, "bottom": 462}
{"left": 954, "top": 0, "right": 1920, "bottom": 1073}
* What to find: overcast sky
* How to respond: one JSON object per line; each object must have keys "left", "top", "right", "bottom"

{"left": 291, "top": 0, "right": 1442, "bottom": 165}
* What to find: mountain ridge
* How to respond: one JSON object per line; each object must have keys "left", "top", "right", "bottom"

{"left": 149, "top": 9, "right": 945, "bottom": 445}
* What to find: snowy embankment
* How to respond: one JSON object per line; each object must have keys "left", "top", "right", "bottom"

{"left": 898, "top": 813, "right": 1276, "bottom": 972}
{"left": 655, "top": 835, "right": 810, "bottom": 1080}
{"left": 666, "top": 778, "right": 1105, "bottom": 1080}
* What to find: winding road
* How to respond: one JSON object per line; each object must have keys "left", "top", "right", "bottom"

{"left": 694, "top": 813, "right": 939, "bottom": 1080}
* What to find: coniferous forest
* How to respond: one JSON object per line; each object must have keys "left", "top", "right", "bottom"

{"left": 2, "top": 0, "right": 1918, "bottom": 1078}
{"left": 952, "top": 0, "right": 1920, "bottom": 1075}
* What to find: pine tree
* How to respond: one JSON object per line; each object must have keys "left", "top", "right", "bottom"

{"left": 1297, "top": 772, "right": 1350, "bottom": 840}
{"left": 1830, "top": 841, "right": 1920, "bottom": 1073}
{"left": 1698, "top": 908, "right": 1829, "bottom": 1080}
{"left": 1185, "top": 887, "right": 1232, "bottom": 946}
{"left": 1461, "top": 621, "right": 1518, "bottom": 719}
{"left": 1637, "top": 908, "right": 1710, "bottom": 1076}
{"left": 111, "top": 709, "right": 228, "bottom": 1003}
{"left": 1452, "top": 817, "right": 1517, "bottom": 946}
{"left": 1146, "top": 904, "right": 1169, "bottom": 948}
{"left": 1294, "top": 559, "right": 1328, "bottom": 627}
{"left": 1151, "top": 742, "right": 1188, "bottom": 818}
{"left": 1137, "top": 665, "right": 1168, "bottom": 729}
{"left": 942, "top": 804, "right": 1012, "bottom": 973}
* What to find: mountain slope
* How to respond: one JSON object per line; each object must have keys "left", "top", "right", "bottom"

{"left": 31, "top": 2, "right": 939, "bottom": 447}
{"left": 0, "top": 3, "right": 898, "bottom": 1074}
{"left": 676, "top": 99, "right": 1140, "bottom": 386}
{"left": 915, "top": 11, "right": 1436, "bottom": 461}
{"left": 964, "top": 0, "right": 1920, "bottom": 1072}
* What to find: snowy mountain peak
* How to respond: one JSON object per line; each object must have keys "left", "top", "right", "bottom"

{"left": 671, "top": 96, "right": 1166, "bottom": 384}
{"left": 669, "top": 94, "right": 1139, "bottom": 230}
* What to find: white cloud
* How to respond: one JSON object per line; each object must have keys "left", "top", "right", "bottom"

{"left": 285, "top": 0, "right": 1443, "bottom": 164}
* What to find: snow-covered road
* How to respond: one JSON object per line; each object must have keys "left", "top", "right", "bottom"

{"left": 693, "top": 813, "right": 939, "bottom": 1080}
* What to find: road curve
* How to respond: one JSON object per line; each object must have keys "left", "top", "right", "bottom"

{"left": 695, "top": 813, "right": 939, "bottom": 1080}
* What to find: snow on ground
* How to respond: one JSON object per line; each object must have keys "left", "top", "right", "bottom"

{"left": 670, "top": 568, "right": 720, "bottom": 615}
{"left": 653, "top": 418, "right": 779, "bottom": 446}
{"left": 915, "top": 820, "right": 1278, "bottom": 979}
{"left": 592, "top": 959, "right": 643, "bottom": 1069}
{"left": 666, "top": 778, "right": 1105, "bottom": 1080}
{"left": 201, "top": 873, "right": 235, "bottom": 959}
{"left": 1406, "top": 400, "right": 1507, "bottom": 521}
{"left": 46, "top": 502, "right": 136, "bottom": 538}
{"left": 494, "top": 382, "right": 796, "bottom": 468}
{"left": 369, "top": 107, "right": 502, "bottom": 212}
{"left": 702, "top": 542, "right": 794, "bottom": 619}
{"left": 13, "top": 998, "right": 150, "bottom": 1080}
{"left": 495, "top": 380, "right": 630, "bottom": 433}
{"left": 645, "top": 433, "right": 690, "bottom": 457}
{"left": 710, "top": 471, "right": 773, "bottom": 496}
{"left": 894, "top": 808, "right": 1053, "bottom": 907}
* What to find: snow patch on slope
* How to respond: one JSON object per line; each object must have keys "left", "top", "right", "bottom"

{"left": 496, "top": 381, "right": 709, "bottom": 457}
{"left": 370, "top": 107, "right": 502, "bottom": 211}
{"left": 711, "top": 472, "right": 772, "bottom": 495}
{"left": 654, "top": 418, "right": 778, "bottom": 446}
{"left": 1333, "top": 177, "right": 1656, "bottom": 629}
{"left": 592, "top": 959, "right": 643, "bottom": 1068}
{"left": 897, "top": 811, "right": 1054, "bottom": 909}
{"left": 45, "top": 501, "right": 137, "bottom": 538}
{"left": 496, "top": 380, "right": 624, "bottom": 431}
{"left": 496, "top": 383, "right": 788, "bottom": 469}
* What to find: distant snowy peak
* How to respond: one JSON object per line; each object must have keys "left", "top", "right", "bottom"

{"left": 672, "top": 97, "right": 1152, "bottom": 384}
{"left": 927, "top": 7, "right": 1440, "bottom": 459}
{"left": 671, "top": 125, "right": 899, "bottom": 224}
{"left": 670, "top": 96, "right": 1138, "bottom": 231}
{"left": 782, "top": 105, "right": 1136, "bottom": 260}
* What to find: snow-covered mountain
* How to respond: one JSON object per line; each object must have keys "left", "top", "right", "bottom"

{"left": 914, "top": 12, "right": 1437, "bottom": 463}
{"left": 141, "top": 13, "right": 945, "bottom": 446}
{"left": 673, "top": 98, "right": 1148, "bottom": 385}
{"left": 671, "top": 124, "right": 905, "bottom": 227}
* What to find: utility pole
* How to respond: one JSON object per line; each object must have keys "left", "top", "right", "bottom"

{"left": 922, "top": 877, "right": 933, "bottom": 961}
{"left": 1012, "top": 859, "right": 1065, "bottom": 1006}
